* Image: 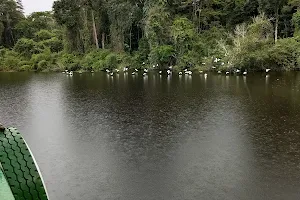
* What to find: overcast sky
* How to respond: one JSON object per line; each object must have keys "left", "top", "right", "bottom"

{"left": 22, "top": 0, "right": 55, "bottom": 15}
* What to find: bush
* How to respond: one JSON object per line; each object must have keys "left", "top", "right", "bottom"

{"left": 39, "top": 37, "right": 63, "bottom": 53}
{"left": 268, "top": 38, "right": 300, "bottom": 70}
{"left": 57, "top": 53, "right": 81, "bottom": 71}
{"left": 19, "top": 65, "right": 33, "bottom": 71}
{"left": 35, "top": 30, "right": 54, "bottom": 41}
{"left": 37, "top": 60, "right": 50, "bottom": 71}
{"left": 149, "top": 45, "right": 175, "bottom": 68}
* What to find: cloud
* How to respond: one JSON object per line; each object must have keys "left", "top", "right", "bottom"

{"left": 22, "top": 0, "right": 54, "bottom": 15}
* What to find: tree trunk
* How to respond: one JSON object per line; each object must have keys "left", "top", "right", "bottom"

{"left": 275, "top": 8, "right": 279, "bottom": 43}
{"left": 129, "top": 26, "right": 132, "bottom": 51}
{"left": 91, "top": 10, "right": 99, "bottom": 49}
{"left": 101, "top": 32, "right": 105, "bottom": 49}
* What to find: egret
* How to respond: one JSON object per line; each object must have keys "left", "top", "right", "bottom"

{"left": 144, "top": 69, "right": 148, "bottom": 73}
{"left": 266, "top": 69, "right": 271, "bottom": 73}
{"left": 179, "top": 72, "right": 183, "bottom": 75}
{"left": 132, "top": 72, "right": 136, "bottom": 75}
{"left": 106, "top": 69, "right": 110, "bottom": 73}
{"left": 199, "top": 71, "right": 204, "bottom": 74}
{"left": 143, "top": 73, "right": 147, "bottom": 76}
{"left": 110, "top": 72, "right": 114, "bottom": 76}
{"left": 236, "top": 69, "right": 241, "bottom": 73}
{"left": 135, "top": 69, "right": 138, "bottom": 72}
{"left": 226, "top": 71, "right": 230, "bottom": 75}
{"left": 167, "top": 70, "right": 171, "bottom": 75}
{"left": 69, "top": 71, "right": 73, "bottom": 76}
{"left": 243, "top": 71, "right": 248, "bottom": 76}
{"left": 124, "top": 67, "right": 128, "bottom": 72}
{"left": 115, "top": 69, "right": 120, "bottom": 73}
{"left": 218, "top": 71, "right": 222, "bottom": 74}
{"left": 159, "top": 71, "right": 162, "bottom": 74}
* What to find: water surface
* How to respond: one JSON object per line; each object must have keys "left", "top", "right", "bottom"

{"left": 0, "top": 72, "right": 300, "bottom": 200}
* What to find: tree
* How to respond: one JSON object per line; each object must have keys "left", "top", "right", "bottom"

{"left": 258, "top": 0, "right": 288, "bottom": 42}
{"left": 0, "top": 0, "right": 24, "bottom": 47}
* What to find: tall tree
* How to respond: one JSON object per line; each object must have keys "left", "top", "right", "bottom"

{"left": 258, "top": 0, "right": 288, "bottom": 42}
{"left": 0, "top": 0, "right": 24, "bottom": 47}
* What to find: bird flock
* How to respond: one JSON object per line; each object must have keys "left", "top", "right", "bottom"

{"left": 62, "top": 59, "right": 272, "bottom": 78}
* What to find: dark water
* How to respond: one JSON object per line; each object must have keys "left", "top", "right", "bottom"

{"left": 0, "top": 72, "right": 300, "bottom": 200}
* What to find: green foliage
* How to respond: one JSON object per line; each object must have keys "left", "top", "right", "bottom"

{"left": 57, "top": 53, "right": 81, "bottom": 71}
{"left": 14, "top": 38, "right": 42, "bottom": 58}
{"left": 35, "top": 30, "right": 54, "bottom": 41}
{"left": 149, "top": 45, "right": 175, "bottom": 67}
{"left": 268, "top": 37, "right": 300, "bottom": 69}
{"left": 292, "top": 10, "right": 300, "bottom": 35}
{"left": 39, "top": 37, "right": 64, "bottom": 53}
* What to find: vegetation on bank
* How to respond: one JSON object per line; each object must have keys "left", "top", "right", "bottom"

{"left": 1, "top": 0, "right": 300, "bottom": 72}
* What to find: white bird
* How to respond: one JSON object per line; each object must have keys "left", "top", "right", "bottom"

{"left": 110, "top": 72, "right": 114, "bottom": 76}
{"left": 69, "top": 71, "right": 73, "bottom": 76}
{"left": 202, "top": 63, "right": 206, "bottom": 65}
{"left": 169, "top": 66, "right": 173, "bottom": 69}
{"left": 266, "top": 69, "right": 271, "bottom": 73}
{"left": 167, "top": 70, "right": 171, "bottom": 75}
{"left": 153, "top": 65, "right": 156, "bottom": 68}
{"left": 144, "top": 69, "right": 148, "bottom": 73}
{"left": 124, "top": 67, "right": 128, "bottom": 72}
{"left": 143, "top": 73, "right": 147, "bottom": 76}
{"left": 115, "top": 69, "right": 120, "bottom": 73}
{"left": 135, "top": 69, "right": 138, "bottom": 72}
{"left": 212, "top": 66, "right": 216, "bottom": 69}
{"left": 65, "top": 70, "right": 68, "bottom": 73}
{"left": 132, "top": 72, "right": 136, "bottom": 75}
{"left": 236, "top": 69, "right": 241, "bottom": 73}
{"left": 106, "top": 69, "right": 110, "bottom": 73}
{"left": 159, "top": 71, "right": 162, "bottom": 74}
{"left": 179, "top": 72, "right": 183, "bottom": 75}
{"left": 221, "top": 62, "right": 225, "bottom": 66}
{"left": 188, "top": 71, "right": 193, "bottom": 75}
{"left": 199, "top": 71, "right": 204, "bottom": 74}
{"left": 204, "top": 73, "right": 208, "bottom": 78}
{"left": 226, "top": 71, "right": 230, "bottom": 75}
{"left": 156, "top": 64, "right": 159, "bottom": 67}
{"left": 62, "top": 71, "right": 66, "bottom": 74}
{"left": 142, "top": 62, "right": 145, "bottom": 65}
{"left": 243, "top": 71, "right": 248, "bottom": 75}
{"left": 91, "top": 70, "right": 94, "bottom": 73}
{"left": 218, "top": 71, "right": 222, "bottom": 74}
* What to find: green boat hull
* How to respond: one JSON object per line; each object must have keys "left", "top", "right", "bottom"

{"left": 0, "top": 127, "right": 49, "bottom": 200}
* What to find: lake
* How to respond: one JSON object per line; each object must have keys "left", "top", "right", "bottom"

{"left": 0, "top": 71, "right": 300, "bottom": 200}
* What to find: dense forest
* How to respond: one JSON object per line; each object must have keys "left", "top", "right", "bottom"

{"left": 1, "top": 0, "right": 300, "bottom": 72}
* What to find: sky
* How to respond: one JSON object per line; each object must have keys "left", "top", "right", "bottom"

{"left": 22, "top": 0, "right": 55, "bottom": 15}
